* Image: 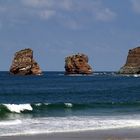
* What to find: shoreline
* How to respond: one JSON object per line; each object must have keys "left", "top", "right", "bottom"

{"left": 1, "top": 128, "right": 140, "bottom": 140}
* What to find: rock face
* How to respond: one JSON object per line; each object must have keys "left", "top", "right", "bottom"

{"left": 119, "top": 47, "right": 140, "bottom": 74}
{"left": 65, "top": 53, "right": 93, "bottom": 74}
{"left": 10, "top": 48, "right": 42, "bottom": 75}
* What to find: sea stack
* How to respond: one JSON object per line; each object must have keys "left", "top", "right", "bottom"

{"left": 119, "top": 47, "right": 140, "bottom": 74}
{"left": 10, "top": 48, "right": 42, "bottom": 75}
{"left": 65, "top": 53, "right": 93, "bottom": 75}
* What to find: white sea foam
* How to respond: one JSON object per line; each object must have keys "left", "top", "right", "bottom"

{"left": 35, "top": 103, "right": 42, "bottom": 106}
{"left": 133, "top": 74, "right": 140, "bottom": 77}
{"left": 4, "top": 104, "right": 33, "bottom": 113}
{"left": 35, "top": 103, "right": 49, "bottom": 106}
{"left": 65, "top": 103, "right": 73, "bottom": 107}
{"left": 44, "top": 103, "right": 50, "bottom": 105}
{"left": 1, "top": 115, "right": 140, "bottom": 136}
{"left": 0, "top": 120, "right": 22, "bottom": 126}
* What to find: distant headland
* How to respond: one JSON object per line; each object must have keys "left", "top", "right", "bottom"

{"left": 118, "top": 47, "right": 140, "bottom": 74}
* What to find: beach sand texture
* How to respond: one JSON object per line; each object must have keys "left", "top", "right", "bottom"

{"left": 1, "top": 128, "right": 140, "bottom": 140}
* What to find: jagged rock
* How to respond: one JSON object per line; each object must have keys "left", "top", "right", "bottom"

{"left": 119, "top": 47, "right": 140, "bottom": 74}
{"left": 65, "top": 53, "right": 93, "bottom": 75}
{"left": 10, "top": 48, "right": 42, "bottom": 75}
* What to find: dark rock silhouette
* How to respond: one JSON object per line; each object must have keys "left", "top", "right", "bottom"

{"left": 65, "top": 53, "right": 93, "bottom": 75}
{"left": 10, "top": 48, "right": 42, "bottom": 75}
{"left": 119, "top": 47, "right": 140, "bottom": 74}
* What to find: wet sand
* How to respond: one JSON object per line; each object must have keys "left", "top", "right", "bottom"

{"left": 1, "top": 128, "right": 140, "bottom": 140}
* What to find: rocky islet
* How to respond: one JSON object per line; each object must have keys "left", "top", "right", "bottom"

{"left": 9, "top": 46, "right": 140, "bottom": 75}
{"left": 64, "top": 53, "right": 93, "bottom": 75}
{"left": 10, "top": 48, "right": 42, "bottom": 75}
{"left": 118, "top": 47, "right": 140, "bottom": 74}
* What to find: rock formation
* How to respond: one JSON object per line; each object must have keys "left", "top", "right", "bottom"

{"left": 10, "top": 48, "right": 42, "bottom": 75}
{"left": 119, "top": 47, "right": 140, "bottom": 74}
{"left": 65, "top": 53, "right": 93, "bottom": 75}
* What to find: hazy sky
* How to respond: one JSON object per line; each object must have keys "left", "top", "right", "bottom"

{"left": 0, "top": 0, "right": 140, "bottom": 71}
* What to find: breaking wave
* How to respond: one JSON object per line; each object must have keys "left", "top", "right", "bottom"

{"left": 0, "top": 101, "right": 140, "bottom": 115}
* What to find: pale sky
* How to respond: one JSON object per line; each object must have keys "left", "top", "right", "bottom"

{"left": 0, "top": 0, "right": 140, "bottom": 71}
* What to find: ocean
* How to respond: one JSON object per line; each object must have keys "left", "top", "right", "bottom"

{"left": 0, "top": 71, "right": 140, "bottom": 136}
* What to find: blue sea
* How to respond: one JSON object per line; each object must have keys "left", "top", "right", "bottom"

{"left": 0, "top": 71, "right": 140, "bottom": 136}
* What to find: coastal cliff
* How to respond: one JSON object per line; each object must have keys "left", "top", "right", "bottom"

{"left": 65, "top": 53, "right": 93, "bottom": 75}
{"left": 10, "top": 48, "right": 42, "bottom": 75}
{"left": 119, "top": 47, "right": 140, "bottom": 74}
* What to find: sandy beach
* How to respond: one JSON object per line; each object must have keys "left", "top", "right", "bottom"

{"left": 1, "top": 128, "right": 140, "bottom": 140}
